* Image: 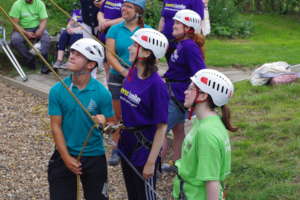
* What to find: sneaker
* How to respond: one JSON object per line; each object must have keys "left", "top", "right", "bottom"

{"left": 29, "top": 41, "right": 41, "bottom": 55}
{"left": 108, "top": 149, "right": 120, "bottom": 166}
{"left": 53, "top": 60, "right": 65, "bottom": 69}
{"left": 40, "top": 65, "right": 50, "bottom": 74}
{"left": 161, "top": 160, "right": 177, "bottom": 173}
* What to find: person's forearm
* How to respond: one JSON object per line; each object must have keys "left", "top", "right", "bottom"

{"left": 36, "top": 19, "right": 47, "bottom": 36}
{"left": 51, "top": 122, "right": 71, "bottom": 160}
{"left": 147, "top": 124, "right": 167, "bottom": 164}
{"left": 11, "top": 18, "right": 25, "bottom": 33}
{"left": 97, "top": 12, "right": 105, "bottom": 25}
{"left": 157, "top": 17, "right": 165, "bottom": 32}
{"left": 106, "top": 39, "right": 127, "bottom": 73}
{"left": 107, "top": 17, "right": 124, "bottom": 27}
{"left": 206, "top": 181, "right": 219, "bottom": 200}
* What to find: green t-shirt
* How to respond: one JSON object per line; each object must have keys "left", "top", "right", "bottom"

{"left": 173, "top": 115, "right": 231, "bottom": 200}
{"left": 9, "top": 0, "right": 48, "bottom": 29}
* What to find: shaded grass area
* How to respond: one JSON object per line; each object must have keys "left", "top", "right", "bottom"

{"left": 227, "top": 80, "right": 300, "bottom": 199}
{"left": 206, "top": 14, "right": 300, "bottom": 67}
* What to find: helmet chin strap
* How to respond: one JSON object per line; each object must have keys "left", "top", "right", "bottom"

{"left": 71, "top": 70, "right": 91, "bottom": 76}
{"left": 188, "top": 89, "right": 206, "bottom": 120}
{"left": 176, "top": 27, "right": 194, "bottom": 41}
{"left": 127, "top": 44, "right": 142, "bottom": 81}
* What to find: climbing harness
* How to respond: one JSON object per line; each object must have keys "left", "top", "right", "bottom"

{"left": 123, "top": 125, "right": 153, "bottom": 150}
{"left": 103, "top": 123, "right": 166, "bottom": 200}
{"left": 165, "top": 78, "right": 188, "bottom": 113}
{"left": 173, "top": 166, "right": 187, "bottom": 200}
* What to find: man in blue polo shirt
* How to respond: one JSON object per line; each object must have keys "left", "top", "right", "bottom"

{"left": 48, "top": 38, "right": 114, "bottom": 200}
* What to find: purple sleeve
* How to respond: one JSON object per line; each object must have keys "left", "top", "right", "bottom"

{"left": 150, "top": 80, "right": 169, "bottom": 124}
{"left": 184, "top": 43, "right": 206, "bottom": 76}
{"left": 160, "top": 1, "right": 166, "bottom": 17}
{"left": 192, "top": 0, "right": 204, "bottom": 20}
{"left": 99, "top": 0, "right": 106, "bottom": 13}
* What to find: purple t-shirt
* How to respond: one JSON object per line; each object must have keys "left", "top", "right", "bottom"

{"left": 99, "top": 0, "right": 123, "bottom": 42}
{"left": 119, "top": 68, "right": 169, "bottom": 166}
{"left": 161, "top": 0, "right": 204, "bottom": 48}
{"left": 164, "top": 39, "right": 206, "bottom": 103}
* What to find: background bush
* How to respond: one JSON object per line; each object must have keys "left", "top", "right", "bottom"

{"left": 235, "top": 0, "right": 300, "bottom": 14}
{"left": 144, "top": 0, "right": 163, "bottom": 28}
{"left": 44, "top": 0, "right": 79, "bottom": 13}
{"left": 209, "top": 0, "right": 254, "bottom": 38}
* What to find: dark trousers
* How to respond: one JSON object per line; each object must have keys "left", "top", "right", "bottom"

{"left": 48, "top": 151, "right": 109, "bottom": 200}
{"left": 57, "top": 30, "right": 83, "bottom": 51}
{"left": 121, "top": 158, "right": 158, "bottom": 200}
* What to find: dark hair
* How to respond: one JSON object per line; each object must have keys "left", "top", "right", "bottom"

{"left": 141, "top": 52, "right": 157, "bottom": 78}
{"left": 187, "top": 31, "right": 205, "bottom": 60}
{"left": 134, "top": 5, "right": 144, "bottom": 28}
{"left": 207, "top": 95, "right": 238, "bottom": 132}
{"left": 88, "top": 60, "right": 98, "bottom": 71}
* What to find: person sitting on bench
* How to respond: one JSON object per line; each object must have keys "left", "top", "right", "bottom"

{"left": 9, "top": 0, "right": 50, "bottom": 74}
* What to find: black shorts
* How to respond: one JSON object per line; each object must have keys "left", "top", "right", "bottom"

{"left": 107, "top": 73, "right": 125, "bottom": 100}
{"left": 48, "top": 150, "right": 108, "bottom": 200}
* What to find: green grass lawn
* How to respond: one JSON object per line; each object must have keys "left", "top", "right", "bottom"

{"left": 206, "top": 14, "right": 300, "bottom": 67}
{"left": 227, "top": 80, "right": 300, "bottom": 199}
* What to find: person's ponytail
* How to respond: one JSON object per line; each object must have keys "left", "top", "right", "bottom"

{"left": 207, "top": 96, "right": 238, "bottom": 132}
{"left": 191, "top": 32, "right": 205, "bottom": 60}
{"left": 221, "top": 105, "right": 238, "bottom": 132}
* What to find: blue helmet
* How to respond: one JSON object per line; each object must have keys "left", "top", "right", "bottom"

{"left": 124, "top": 0, "right": 146, "bottom": 10}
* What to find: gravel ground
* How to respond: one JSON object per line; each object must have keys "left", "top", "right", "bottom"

{"left": 0, "top": 80, "right": 174, "bottom": 200}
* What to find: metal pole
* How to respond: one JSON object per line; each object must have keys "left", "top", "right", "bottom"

{"left": 0, "top": 26, "right": 27, "bottom": 81}
{"left": 1, "top": 41, "right": 27, "bottom": 81}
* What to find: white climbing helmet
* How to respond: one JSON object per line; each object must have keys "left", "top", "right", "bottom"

{"left": 173, "top": 9, "right": 202, "bottom": 33}
{"left": 70, "top": 38, "right": 105, "bottom": 69}
{"left": 190, "top": 69, "right": 234, "bottom": 106}
{"left": 131, "top": 28, "right": 169, "bottom": 59}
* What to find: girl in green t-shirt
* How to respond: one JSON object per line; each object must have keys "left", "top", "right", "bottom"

{"left": 173, "top": 69, "right": 238, "bottom": 200}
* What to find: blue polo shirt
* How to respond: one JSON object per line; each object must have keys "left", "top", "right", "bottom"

{"left": 106, "top": 21, "right": 151, "bottom": 75}
{"left": 48, "top": 76, "right": 114, "bottom": 156}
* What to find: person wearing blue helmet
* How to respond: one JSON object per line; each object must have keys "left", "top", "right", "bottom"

{"left": 105, "top": 0, "right": 150, "bottom": 167}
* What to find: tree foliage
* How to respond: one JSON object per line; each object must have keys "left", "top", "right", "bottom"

{"left": 208, "top": 0, "right": 253, "bottom": 38}
{"left": 236, "top": 0, "right": 300, "bottom": 14}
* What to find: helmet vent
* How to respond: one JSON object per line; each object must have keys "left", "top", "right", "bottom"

{"left": 86, "top": 47, "right": 95, "bottom": 55}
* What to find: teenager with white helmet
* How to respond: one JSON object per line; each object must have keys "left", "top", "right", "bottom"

{"left": 161, "top": 9, "right": 206, "bottom": 172}
{"left": 158, "top": 0, "right": 204, "bottom": 61}
{"left": 118, "top": 28, "right": 169, "bottom": 199}
{"left": 173, "top": 69, "right": 237, "bottom": 200}
{"left": 105, "top": 0, "right": 150, "bottom": 166}
{"left": 48, "top": 38, "right": 114, "bottom": 200}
